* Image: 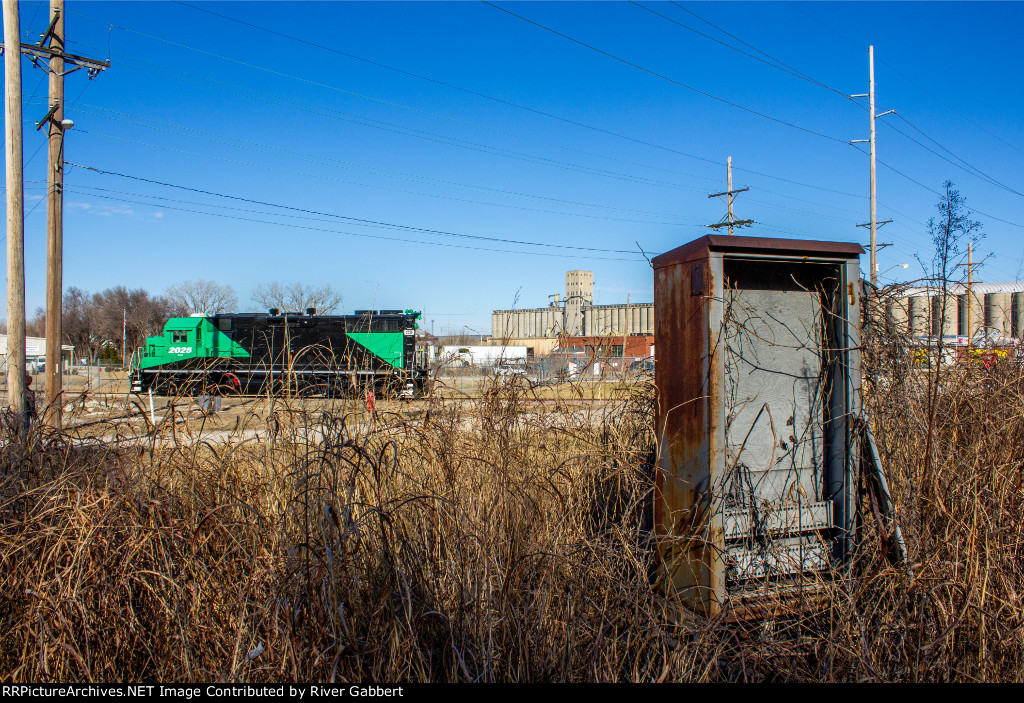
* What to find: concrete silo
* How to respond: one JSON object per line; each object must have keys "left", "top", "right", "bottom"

{"left": 1012, "top": 292, "right": 1024, "bottom": 340}
{"left": 908, "top": 296, "right": 929, "bottom": 335}
{"left": 959, "top": 290, "right": 985, "bottom": 339}
{"left": 931, "top": 295, "right": 958, "bottom": 337}
{"left": 887, "top": 296, "right": 909, "bottom": 335}
{"left": 985, "top": 292, "right": 1012, "bottom": 337}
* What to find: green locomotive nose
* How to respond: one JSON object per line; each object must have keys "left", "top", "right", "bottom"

{"left": 138, "top": 316, "right": 250, "bottom": 370}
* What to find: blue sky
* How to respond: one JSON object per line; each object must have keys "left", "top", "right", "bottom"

{"left": 4, "top": 1, "right": 1023, "bottom": 334}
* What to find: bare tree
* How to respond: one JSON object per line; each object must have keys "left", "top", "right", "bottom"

{"left": 251, "top": 282, "right": 343, "bottom": 314}
{"left": 93, "top": 286, "right": 175, "bottom": 354}
{"left": 26, "top": 307, "right": 46, "bottom": 337}
{"left": 166, "top": 279, "right": 238, "bottom": 315}
{"left": 63, "top": 287, "right": 103, "bottom": 360}
{"left": 24, "top": 286, "right": 175, "bottom": 361}
{"left": 922, "top": 181, "right": 983, "bottom": 482}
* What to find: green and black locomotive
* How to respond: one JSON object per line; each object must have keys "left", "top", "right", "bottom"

{"left": 129, "top": 308, "right": 426, "bottom": 397}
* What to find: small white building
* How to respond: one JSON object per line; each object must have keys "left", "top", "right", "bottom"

{"left": 0, "top": 334, "right": 75, "bottom": 373}
{"left": 431, "top": 345, "right": 528, "bottom": 367}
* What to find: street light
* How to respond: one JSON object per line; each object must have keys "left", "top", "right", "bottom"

{"left": 878, "top": 263, "right": 909, "bottom": 279}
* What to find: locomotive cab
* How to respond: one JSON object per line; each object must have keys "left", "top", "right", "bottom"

{"left": 137, "top": 317, "right": 203, "bottom": 368}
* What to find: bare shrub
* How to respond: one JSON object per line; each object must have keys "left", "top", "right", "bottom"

{"left": 1, "top": 331, "right": 1022, "bottom": 681}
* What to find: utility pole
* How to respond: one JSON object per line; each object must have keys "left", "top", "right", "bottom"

{"left": 4, "top": 0, "right": 26, "bottom": 427}
{"left": 967, "top": 242, "right": 974, "bottom": 349}
{"left": 957, "top": 242, "right": 981, "bottom": 350}
{"left": 1, "top": 2, "right": 108, "bottom": 427}
{"left": 707, "top": 156, "right": 753, "bottom": 235}
{"left": 868, "top": 45, "right": 877, "bottom": 287}
{"left": 622, "top": 294, "right": 629, "bottom": 362}
{"left": 44, "top": 0, "right": 64, "bottom": 427}
{"left": 851, "top": 46, "right": 895, "bottom": 287}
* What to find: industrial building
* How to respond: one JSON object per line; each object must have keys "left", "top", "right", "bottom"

{"left": 492, "top": 270, "right": 654, "bottom": 341}
{"left": 552, "top": 334, "right": 655, "bottom": 360}
{"left": 888, "top": 282, "right": 1024, "bottom": 340}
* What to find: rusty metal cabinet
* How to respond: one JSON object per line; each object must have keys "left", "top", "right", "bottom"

{"left": 652, "top": 235, "right": 863, "bottom": 615}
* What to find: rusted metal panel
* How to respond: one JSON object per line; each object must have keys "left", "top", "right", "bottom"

{"left": 654, "top": 234, "right": 861, "bottom": 616}
{"left": 652, "top": 234, "right": 864, "bottom": 271}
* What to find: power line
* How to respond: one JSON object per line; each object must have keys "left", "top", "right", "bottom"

{"left": 885, "top": 114, "right": 1023, "bottom": 198}
{"left": 67, "top": 102, "right": 711, "bottom": 204}
{"left": 75, "top": 101, "right": 875, "bottom": 227}
{"left": 64, "top": 41, "right": 723, "bottom": 196}
{"left": 75, "top": 107, "right": 870, "bottom": 229}
{"left": 482, "top": 1, "right": 849, "bottom": 145}
{"left": 80, "top": 3, "right": 1024, "bottom": 241}
{"left": 64, "top": 15, "right": 726, "bottom": 189}
{"left": 52, "top": 175, "right": 900, "bottom": 265}
{"left": 882, "top": 69, "right": 1024, "bottom": 159}
{"left": 58, "top": 44, "right": 889, "bottom": 230}
{"left": 660, "top": 4, "right": 1021, "bottom": 202}
{"left": 791, "top": 1, "right": 1024, "bottom": 159}
{"left": 868, "top": 151, "right": 1024, "bottom": 230}
{"left": 64, "top": 162, "right": 659, "bottom": 255}
{"left": 68, "top": 4, "right": 1023, "bottom": 248}
{"left": 634, "top": 1, "right": 851, "bottom": 99}
{"left": 72, "top": 127, "right": 711, "bottom": 226}
{"left": 70, "top": 7, "right": 874, "bottom": 203}
{"left": 60, "top": 186, "right": 642, "bottom": 262}
{"left": 173, "top": 0, "right": 867, "bottom": 198}
{"left": 163, "top": 3, "right": 732, "bottom": 165}
{"left": 71, "top": 103, "right": 702, "bottom": 222}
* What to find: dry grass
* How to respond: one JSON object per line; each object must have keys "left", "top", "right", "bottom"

{"left": 2, "top": 317, "right": 1024, "bottom": 681}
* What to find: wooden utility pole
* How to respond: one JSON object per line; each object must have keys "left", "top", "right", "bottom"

{"left": 44, "top": 0, "right": 64, "bottom": 427}
{"left": 622, "top": 294, "right": 629, "bottom": 362}
{"left": 1, "top": 2, "right": 108, "bottom": 427}
{"left": 967, "top": 242, "right": 974, "bottom": 348}
{"left": 726, "top": 157, "right": 735, "bottom": 234}
{"left": 707, "top": 156, "right": 753, "bottom": 234}
{"left": 957, "top": 242, "right": 981, "bottom": 350}
{"left": 4, "top": 0, "right": 27, "bottom": 426}
{"left": 0, "top": 2, "right": 108, "bottom": 430}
